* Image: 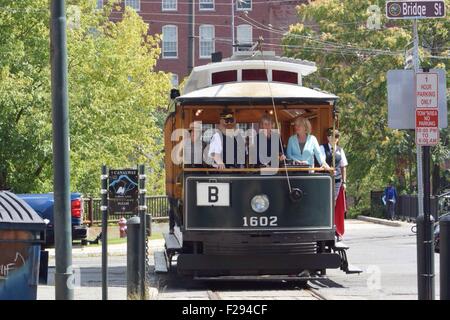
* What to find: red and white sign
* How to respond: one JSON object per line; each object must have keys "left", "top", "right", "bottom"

{"left": 416, "top": 108, "right": 438, "bottom": 127}
{"left": 416, "top": 107, "right": 439, "bottom": 146}
{"left": 416, "top": 72, "right": 438, "bottom": 108}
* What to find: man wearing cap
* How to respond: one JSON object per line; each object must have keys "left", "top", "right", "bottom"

{"left": 208, "top": 111, "right": 245, "bottom": 169}
{"left": 320, "top": 128, "right": 348, "bottom": 241}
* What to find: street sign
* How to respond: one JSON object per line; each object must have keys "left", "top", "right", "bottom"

{"left": 387, "top": 69, "right": 447, "bottom": 129}
{"left": 416, "top": 72, "right": 438, "bottom": 108}
{"left": 416, "top": 109, "right": 439, "bottom": 145}
{"left": 386, "top": 1, "right": 446, "bottom": 19}
{"left": 108, "top": 169, "right": 139, "bottom": 215}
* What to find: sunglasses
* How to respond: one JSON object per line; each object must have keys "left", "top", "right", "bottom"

{"left": 328, "top": 134, "right": 340, "bottom": 138}
{"left": 224, "top": 118, "right": 235, "bottom": 124}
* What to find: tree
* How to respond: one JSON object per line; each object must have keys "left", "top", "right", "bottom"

{"left": 0, "top": 0, "right": 172, "bottom": 195}
{"left": 283, "top": 0, "right": 450, "bottom": 207}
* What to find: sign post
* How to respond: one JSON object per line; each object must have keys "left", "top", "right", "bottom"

{"left": 386, "top": 1, "right": 447, "bottom": 300}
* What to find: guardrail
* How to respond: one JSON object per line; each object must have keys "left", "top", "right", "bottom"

{"left": 83, "top": 195, "right": 169, "bottom": 226}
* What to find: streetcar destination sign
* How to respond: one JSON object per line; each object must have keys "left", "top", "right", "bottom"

{"left": 386, "top": 1, "right": 446, "bottom": 19}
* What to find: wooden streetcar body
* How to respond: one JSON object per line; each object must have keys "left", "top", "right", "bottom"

{"left": 158, "top": 51, "right": 360, "bottom": 279}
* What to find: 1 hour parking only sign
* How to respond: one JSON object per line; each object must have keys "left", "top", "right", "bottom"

{"left": 415, "top": 72, "right": 439, "bottom": 146}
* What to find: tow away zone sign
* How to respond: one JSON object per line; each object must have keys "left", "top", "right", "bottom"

{"left": 416, "top": 108, "right": 439, "bottom": 146}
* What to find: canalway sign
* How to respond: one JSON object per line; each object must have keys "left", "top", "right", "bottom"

{"left": 108, "top": 169, "right": 139, "bottom": 215}
{"left": 386, "top": 1, "right": 446, "bottom": 19}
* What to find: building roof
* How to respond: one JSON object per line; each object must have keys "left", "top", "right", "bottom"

{"left": 177, "top": 81, "right": 338, "bottom": 105}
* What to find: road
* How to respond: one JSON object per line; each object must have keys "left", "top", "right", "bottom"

{"left": 37, "top": 219, "right": 441, "bottom": 300}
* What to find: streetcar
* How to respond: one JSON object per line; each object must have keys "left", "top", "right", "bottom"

{"left": 155, "top": 50, "right": 360, "bottom": 280}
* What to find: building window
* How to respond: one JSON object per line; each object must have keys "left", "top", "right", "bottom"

{"left": 171, "top": 74, "right": 179, "bottom": 87}
{"left": 162, "top": 25, "right": 178, "bottom": 58}
{"left": 236, "top": 24, "right": 252, "bottom": 47}
{"left": 199, "top": 0, "right": 214, "bottom": 10}
{"left": 162, "top": 0, "right": 177, "bottom": 11}
{"left": 124, "top": 0, "right": 140, "bottom": 11}
{"left": 236, "top": 0, "right": 251, "bottom": 11}
{"left": 199, "top": 25, "right": 215, "bottom": 59}
{"left": 96, "top": 0, "right": 103, "bottom": 9}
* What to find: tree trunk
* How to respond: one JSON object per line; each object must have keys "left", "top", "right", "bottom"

{"left": 0, "top": 168, "right": 7, "bottom": 191}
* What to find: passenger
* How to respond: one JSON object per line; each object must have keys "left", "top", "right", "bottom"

{"left": 169, "top": 121, "right": 203, "bottom": 234}
{"left": 252, "top": 114, "right": 286, "bottom": 167}
{"left": 208, "top": 111, "right": 245, "bottom": 169}
{"left": 320, "top": 128, "right": 348, "bottom": 240}
{"left": 183, "top": 121, "right": 205, "bottom": 167}
{"left": 286, "top": 117, "right": 330, "bottom": 169}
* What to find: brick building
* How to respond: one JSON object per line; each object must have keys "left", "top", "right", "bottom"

{"left": 101, "top": 0, "right": 304, "bottom": 85}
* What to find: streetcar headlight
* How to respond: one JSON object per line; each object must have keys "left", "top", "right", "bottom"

{"left": 251, "top": 194, "right": 270, "bottom": 213}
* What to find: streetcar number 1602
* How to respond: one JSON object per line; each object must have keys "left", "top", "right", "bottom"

{"left": 243, "top": 216, "right": 278, "bottom": 227}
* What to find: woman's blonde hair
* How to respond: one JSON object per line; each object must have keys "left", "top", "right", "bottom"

{"left": 294, "top": 117, "right": 312, "bottom": 134}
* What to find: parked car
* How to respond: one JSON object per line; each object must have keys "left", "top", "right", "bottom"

{"left": 17, "top": 193, "right": 88, "bottom": 246}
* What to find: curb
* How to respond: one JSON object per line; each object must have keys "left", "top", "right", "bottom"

{"left": 47, "top": 240, "right": 165, "bottom": 259}
{"left": 357, "top": 215, "right": 402, "bottom": 227}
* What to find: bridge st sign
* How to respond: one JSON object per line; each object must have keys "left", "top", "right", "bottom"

{"left": 386, "top": 1, "right": 446, "bottom": 19}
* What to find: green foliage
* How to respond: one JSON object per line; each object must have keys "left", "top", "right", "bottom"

{"left": 283, "top": 0, "right": 450, "bottom": 206}
{"left": 0, "top": 1, "right": 171, "bottom": 195}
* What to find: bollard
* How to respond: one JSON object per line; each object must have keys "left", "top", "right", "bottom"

{"left": 416, "top": 214, "right": 435, "bottom": 300}
{"left": 440, "top": 214, "right": 450, "bottom": 300}
{"left": 127, "top": 216, "right": 140, "bottom": 299}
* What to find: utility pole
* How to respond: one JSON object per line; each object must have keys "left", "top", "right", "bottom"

{"left": 413, "top": 19, "right": 435, "bottom": 300}
{"left": 188, "top": 0, "right": 195, "bottom": 74}
{"left": 231, "top": 0, "right": 235, "bottom": 53}
{"left": 50, "top": 0, "right": 73, "bottom": 300}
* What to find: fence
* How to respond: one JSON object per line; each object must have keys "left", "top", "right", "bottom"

{"left": 370, "top": 191, "right": 439, "bottom": 221}
{"left": 83, "top": 195, "right": 169, "bottom": 226}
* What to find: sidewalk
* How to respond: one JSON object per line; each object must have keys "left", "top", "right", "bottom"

{"left": 46, "top": 239, "right": 165, "bottom": 258}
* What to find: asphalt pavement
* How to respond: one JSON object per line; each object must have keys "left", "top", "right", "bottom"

{"left": 37, "top": 219, "right": 441, "bottom": 300}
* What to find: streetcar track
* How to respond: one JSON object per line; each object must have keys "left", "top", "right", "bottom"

{"left": 305, "top": 285, "right": 328, "bottom": 300}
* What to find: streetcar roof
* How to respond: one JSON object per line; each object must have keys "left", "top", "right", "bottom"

{"left": 176, "top": 81, "right": 338, "bottom": 105}
{"left": 182, "top": 51, "right": 318, "bottom": 95}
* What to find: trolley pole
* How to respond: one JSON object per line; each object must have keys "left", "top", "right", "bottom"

{"left": 413, "top": 19, "right": 435, "bottom": 300}
{"left": 51, "top": 0, "right": 73, "bottom": 300}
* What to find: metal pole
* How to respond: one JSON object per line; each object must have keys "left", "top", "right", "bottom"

{"left": 51, "top": 0, "right": 73, "bottom": 300}
{"left": 139, "top": 165, "right": 147, "bottom": 299}
{"left": 413, "top": 19, "right": 424, "bottom": 217}
{"left": 231, "top": 0, "right": 235, "bottom": 53}
{"left": 413, "top": 20, "right": 435, "bottom": 300}
{"left": 127, "top": 216, "right": 140, "bottom": 299}
{"left": 441, "top": 214, "right": 450, "bottom": 300}
{"left": 188, "top": 0, "right": 195, "bottom": 74}
{"left": 101, "top": 165, "right": 108, "bottom": 300}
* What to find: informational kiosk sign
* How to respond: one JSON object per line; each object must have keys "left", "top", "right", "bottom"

{"left": 108, "top": 169, "right": 139, "bottom": 215}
